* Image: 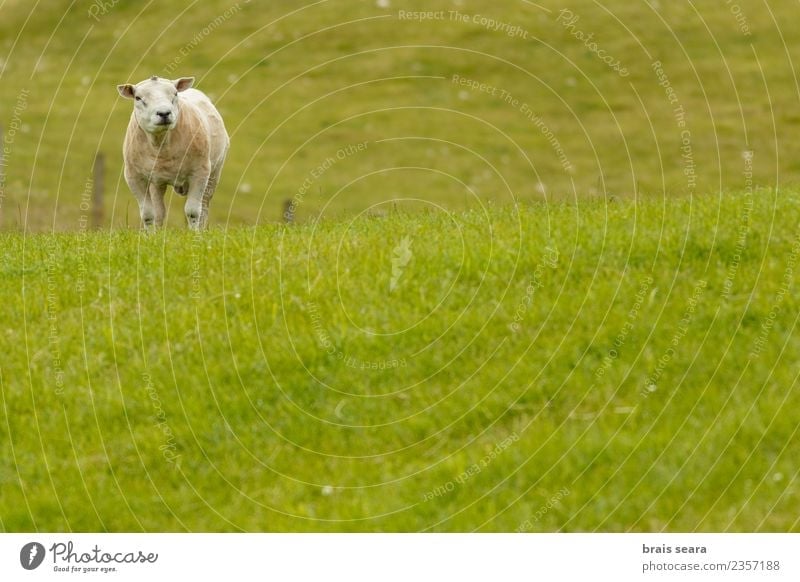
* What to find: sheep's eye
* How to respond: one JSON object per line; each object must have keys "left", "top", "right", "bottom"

{"left": 135, "top": 96, "right": 142, "bottom": 102}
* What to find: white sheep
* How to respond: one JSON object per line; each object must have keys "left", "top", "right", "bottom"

{"left": 117, "top": 76, "right": 229, "bottom": 229}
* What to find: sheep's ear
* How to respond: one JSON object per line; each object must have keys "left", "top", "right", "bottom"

{"left": 174, "top": 77, "right": 194, "bottom": 92}
{"left": 117, "top": 84, "right": 135, "bottom": 99}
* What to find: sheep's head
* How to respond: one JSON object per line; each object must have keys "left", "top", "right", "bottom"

{"left": 117, "top": 76, "right": 194, "bottom": 134}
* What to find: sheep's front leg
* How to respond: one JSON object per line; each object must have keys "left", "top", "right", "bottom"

{"left": 126, "top": 173, "right": 154, "bottom": 229}
{"left": 149, "top": 182, "right": 167, "bottom": 227}
{"left": 185, "top": 174, "right": 210, "bottom": 231}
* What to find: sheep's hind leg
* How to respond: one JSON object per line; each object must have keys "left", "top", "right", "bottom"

{"left": 199, "top": 170, "right": 220, "bottom": 229}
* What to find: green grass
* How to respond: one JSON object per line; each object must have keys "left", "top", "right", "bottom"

{"left": 1, "top": 189, "right": 798, "bottom": 531}
{"left": 1, "top": 0, "right": 800, "bottom": 230}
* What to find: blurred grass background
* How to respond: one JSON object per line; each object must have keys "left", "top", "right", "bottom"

{"left": 0, "top": 0, "right": 798, "bottom": 230}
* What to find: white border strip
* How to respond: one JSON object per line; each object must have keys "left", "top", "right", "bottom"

{"left": 1, "top": 534, "right": 798, "bottom": 580}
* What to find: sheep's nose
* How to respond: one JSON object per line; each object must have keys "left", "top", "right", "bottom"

{"left": 156, "top": 110, "right": 171, "bottom": 119}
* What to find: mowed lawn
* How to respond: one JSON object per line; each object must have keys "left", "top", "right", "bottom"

{"left": 0, "top": 189, "right": 798, "bottom": 532}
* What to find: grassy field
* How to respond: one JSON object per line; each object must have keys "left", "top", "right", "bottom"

{"left": 0, "top": 189, "right": 798, "bottom": 532}
{"left": 1, "top": 1, "right": 800, "bottom": 230}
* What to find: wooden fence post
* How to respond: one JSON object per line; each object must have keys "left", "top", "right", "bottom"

{"left": 0, "top": 123, "right": 4, "bottom": 228}
{"left": 283, "top": 198, "right": 295, "bottom": 224}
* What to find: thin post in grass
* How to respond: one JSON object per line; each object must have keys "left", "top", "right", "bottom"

{"left": 0, "top": 123, "right": 4, "bottom": 228}
{"left": 92, "top": 152, "right": 105, "bottom": 228}
{"left": 283, "top": 198, "right": 295, "bottom": 224}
